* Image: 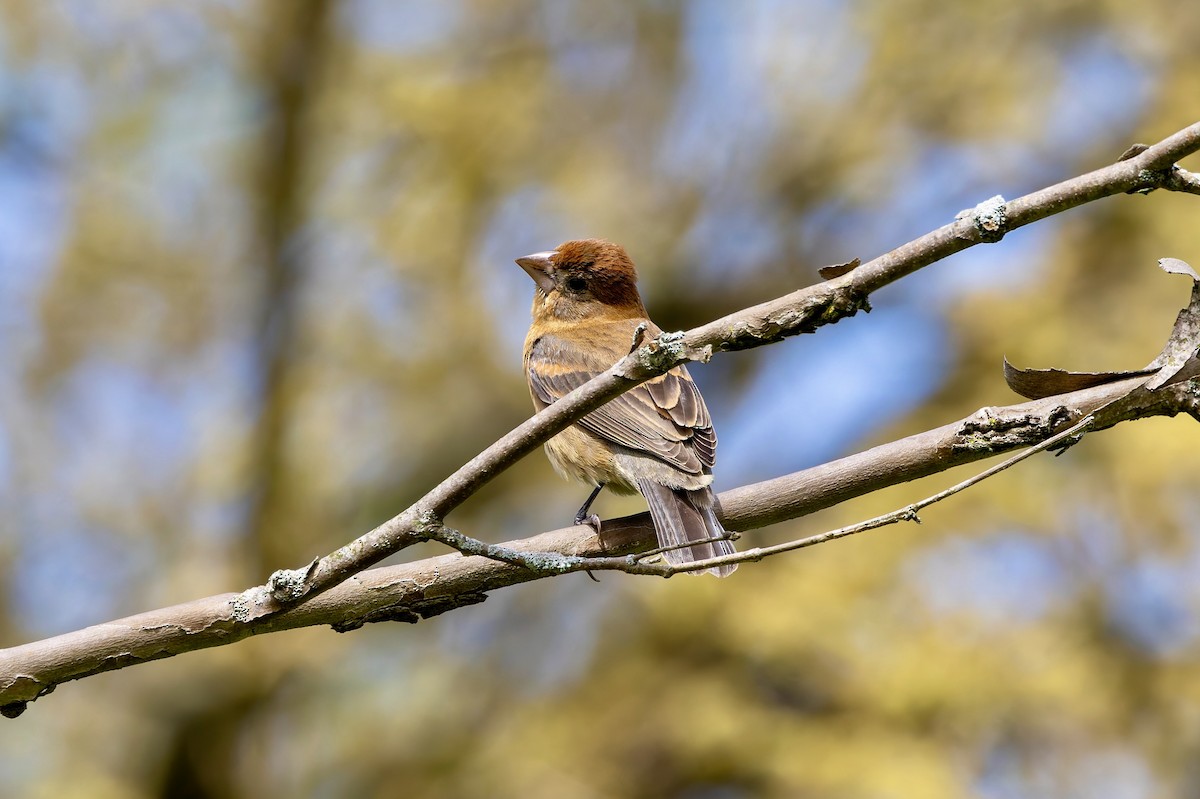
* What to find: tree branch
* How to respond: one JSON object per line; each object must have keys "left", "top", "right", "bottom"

{"left": 3, "top": 370, "right": 1196, "bottom": 717}
{"left": 247, "top": 122, "right": 1200, "bottom": 617}
{"left": 3, "top": 123, "right": 1199, "bottom": 716}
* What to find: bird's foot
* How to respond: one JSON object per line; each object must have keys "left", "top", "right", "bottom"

{"left": 574, "top": 512, "right": 602, "bottom": 533}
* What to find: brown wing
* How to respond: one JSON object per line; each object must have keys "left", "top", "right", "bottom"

{"left": 527, "top": 334, "right": 716, "bottom": 475}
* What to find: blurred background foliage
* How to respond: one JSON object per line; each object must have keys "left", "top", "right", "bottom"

{"left": 1, "top": 1, "right": 1198, "bottom": 797}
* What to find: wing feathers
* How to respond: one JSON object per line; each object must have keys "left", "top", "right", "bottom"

{"left": 528, "top": 334, "right": 716, "bottom": 474}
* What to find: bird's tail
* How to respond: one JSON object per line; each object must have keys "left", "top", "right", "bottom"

{"left": 637, "top": 479, "right": 737, "bottom": 577}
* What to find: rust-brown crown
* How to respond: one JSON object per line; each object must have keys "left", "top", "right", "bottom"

{"left": 550, "top": 239, "right": 642, "bottom": 308}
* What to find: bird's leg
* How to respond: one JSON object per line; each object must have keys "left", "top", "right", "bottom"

{"left": 574, "top": 483, "right": 605, "bottom": 531}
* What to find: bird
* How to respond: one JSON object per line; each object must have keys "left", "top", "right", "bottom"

{"left": 516, "top": 238, "right": 736, "bottom": 577}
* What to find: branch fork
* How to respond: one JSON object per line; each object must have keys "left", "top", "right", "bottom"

{"left": 3, "top": 121, "right": 1199, "bottom": 716}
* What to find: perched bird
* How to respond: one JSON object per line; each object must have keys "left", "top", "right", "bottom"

{"left": 516, "top": 239, "right": 736, "bottom": 577}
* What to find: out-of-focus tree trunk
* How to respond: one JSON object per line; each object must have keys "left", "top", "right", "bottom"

{"left": 243, "top": 0, "right": 334, "bottom": 579}
{"left": 156, "top": 3, "right": 333, "bottom": 797}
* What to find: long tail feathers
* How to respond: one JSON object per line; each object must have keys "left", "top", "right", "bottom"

{"left": 636, "top": 479, "right": 737, "bottom": 577}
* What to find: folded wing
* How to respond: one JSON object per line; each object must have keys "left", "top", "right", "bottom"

{"left": 526, "top": 334, "right": 716, "bottom": 475}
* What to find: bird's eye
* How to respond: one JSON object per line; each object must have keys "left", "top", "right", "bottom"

{"left": 565, "top": 276, "right": 587, "bottom": 292}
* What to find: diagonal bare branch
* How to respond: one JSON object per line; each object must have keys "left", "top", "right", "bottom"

{"left": 3, "top": 122, "right": 1199, "bottom": 717}
{"left": 246, "top": 122, "right": 1200, "bottom": 618}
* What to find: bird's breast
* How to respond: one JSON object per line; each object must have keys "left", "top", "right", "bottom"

{"left": 542, "top": 425, "right": 638, "bottom": 494}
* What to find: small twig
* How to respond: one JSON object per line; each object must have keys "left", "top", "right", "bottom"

{"left": 436, "top": 412, "right": 1098, "bottom": 578}
{"left": 422, "top": 514, "right": 743, "bottom": 574}
{"left": 629, "top": 322, "right": 648, "bottom": 353}
{"left": 630, "top": 531, "right": 742, "bottom": 562}
{"left": 418, "top": 522, "right": 585, "bottom": 575}
{"left": 1167, "top": 167, "right": 1200, "bottom": 195}
{"left": 578, "top": 413, "right": 1098, "bottom": 576}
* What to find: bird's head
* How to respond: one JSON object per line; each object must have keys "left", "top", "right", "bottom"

{"left": 516, "top": 239, "right": 646, "bottom": 320}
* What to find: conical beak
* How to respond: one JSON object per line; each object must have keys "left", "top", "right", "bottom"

{"left": 515, "top": 250, "right": 557, "bottom": 293}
